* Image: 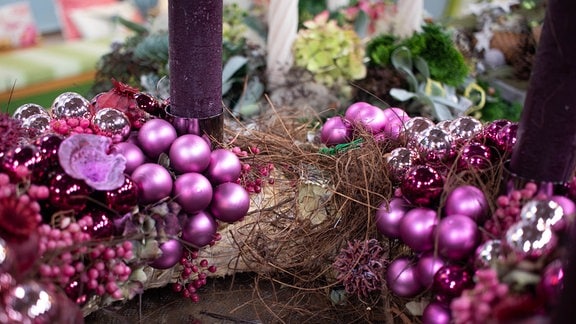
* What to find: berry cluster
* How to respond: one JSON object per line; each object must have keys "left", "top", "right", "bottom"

{"left": 172, "top": 248, "right": 218, "bottom": 302}
{"left": 232, "top": 146, "right": 275, "bottom": 194}
{"left": 50, "top": 117, "right": 93, "bottom": 136}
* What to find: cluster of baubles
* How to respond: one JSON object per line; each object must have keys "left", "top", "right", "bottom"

{"left": 321, "top": 102, "right": 576, "bottom": 323}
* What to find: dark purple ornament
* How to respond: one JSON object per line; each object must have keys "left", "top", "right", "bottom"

{"left": 433, "top": 265, "right": 473, "bottom": 301}
{"left": 2, "top": 144, "right": 41, "bottom": 180}
{"left": 105, "top": 175, "right": 139, "bottom": 214}
{"left": 401, "top": 165, "right": 444, "bottom": 207}
{"left": 64, "top": 279, "right": 88, "bottom": 306}
{"left": 49, "top": 173, "right": 93, "bottom": 212}
{"left": 422, "top": 301, "right": 451, "bottom": 324}
{"left": 479, "top": 119, "right": 511, "bottom": 147}
{"left": 496, "top": 122, "right": 518, "bottom": 153}
{"left": 457, "top": 142, "right": 493, "bottom": 171}
{"left": 81, "top": 208, "right": 115, "bottom": 238}
{"left": 135, "top": 92, "right": 163, "bottom": 115}
{"left": 33, "top": 133, "right": 64, "bottom": 181}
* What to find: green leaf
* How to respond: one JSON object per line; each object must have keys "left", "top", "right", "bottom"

{"left": 413, "top": 56, "right": 430, "bottom": 79}
{"left": 390, "top": 88, "right": 416, "bottom": 102}
{"left": 222, "top": 55, "right": 248, "bottom": 83}
{"left": 391, "top": 46, "right": 413, "bottom": 73}
{"left": 354, "top": 10, "right": 369, "bottom": 38}
{"left": 431, "top": 102, "right": 453, "bottom": 121}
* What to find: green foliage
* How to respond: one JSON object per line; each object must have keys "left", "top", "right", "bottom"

{"left": 298, "top": 0, "right": 327, "bottom": 26}
{"left": 475, "top": 82, "right": 523, "bottom": 122}
{"left": 366, "top": 34, "right": 398, "bottom": 67}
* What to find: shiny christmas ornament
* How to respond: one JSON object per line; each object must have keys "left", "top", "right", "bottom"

{"left": 34, "top": 133, "right": 63, "bottom": 165}
{"left": 210, "top": 182, "right": 250, "bottom": 223}
{"left": 2, "top": 281, "right": 56, "bottom": 323}
{"left": 401, "top": 165, "right": 444, "bottom": 207}
{"left": 110, "top": 142, "right": 147, "bottom": 174}
{"left": 457, "top": 142, "right": 493, "bottom": 171}
{"left": 12, "top": 103, "right": 48, "bottom": 120}
{"left": 538, "top": 259, "right": 564, "bottom": 306}
{"left": 344, "top": 101, "right": 372, "bottom": 121}
{"left": 2, "top": 144, "right": 41, "bottom": 179}
{"left": 51, "top": 92, "right": 92, "bottom": 119}
{"left": 444, "top": 185, "right": 489, "bottom": 223}
{"left": 80, "top": 208, "right": 115, "bottom": 238}
{"left": 181, "top": 210, "right": 218, "bottom": 248}
{"left": 22, "top": 114, "right": 51, "bottom": 134}
{"left": 206, "top": 149, "right": 242, "bottom": 184}
{"left": 386, "top": 147, "right": 417, "bottom": 181}
{"left": 505, "top": 220, "right": 557, "bottom": 259}
{"left": 520, "top": 199, "right": 565, "bottom": 232}
{"left": 495, "top": 122, "right": 518, "bottom": 153}
{"left": 149, "top": 239, "right": 184, "bottom": 269}
{"left": 174, "top": 173, "right": 213, "bottom": 214}
{"left": 169, "top": 134, "right": 211, "bottom": 173}
{"left": 415, "top": 127, "right": 452, "bottom": 162}
{"left": 105, "top": 175, "right": 139, "bottom": 214}
{"left": 416, "top": 253, "right": 446, "bottom": 289}
{"left": 399, "top": 207, "right": 439, "bottom": 252}
{"left": 49, "top": 172, "right": 93, "bottom": 212}
{"left": 433, "top": 265, "right": 473, "bottom": 300}
{"left": 403, "top": 117, "right": 435, "bottom": 144}
{"left": 551, "top": 195, "right": 576, "bottom": 230}
{"left": 481, "top": 119, "right": 511, "bottom": 144}
{"left": 437, "top": 215, "right": 480, "bottom": 260}
{"left": 137, "top": 118, "right": 177, "bottom": 158}
{"left": 382, "top": 107, "right": 410, "bottom": 139}
{"left": 375, "top": 197, "right": 411, "bottom": 239}
{"left": 64, "top": 279, "right": 88, "bottom": 306}
{"left": 436, "top": 119, "right": 452, "bottom": 133}
{"left": 386, "top": 257, "right": 423, "bottom": 298}
{"left": 91, "top": 108, "right": 131, "bottom": 143}
{"left": 422, "top": 301, "right": 451, "bottom": 324}
{"left": 135, "top": 92, "right": 163, "bottom": 115}
{"left": 349, "top": 104, "right": 387, "bottom": 134}
{"left": 475, "top": 239, "right": 504, "bottom": 269}
{"left": 448, "top": 116, "right": 482, "bottom": 142}
{"left": 131, "top": 163, "right": 173, "bottom": 204}
{"left": 320, "top": 116, "right": 353, "bottom": 146}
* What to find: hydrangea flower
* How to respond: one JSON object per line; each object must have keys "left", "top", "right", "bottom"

{"left": 58, "top": 133, "right": 126, "bottom": 190}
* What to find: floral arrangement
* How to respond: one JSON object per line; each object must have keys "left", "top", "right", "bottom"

{"left": 0, "top": 80, "right": 253, "bottom": 322}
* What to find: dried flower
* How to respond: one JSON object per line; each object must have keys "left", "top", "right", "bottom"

{"left": 0, "top": 113, "right": 28, "bottom": 153}
{"left": 58, "top": 133, "right": 126, "bottom": 190}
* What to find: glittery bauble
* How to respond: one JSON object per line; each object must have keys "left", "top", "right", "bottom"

{"left": 91, "top": 108, "right": 131, "bottom": 143}
{"left": 437, "top": 215, "right": 480, "bottom": 260}
{"left": 105, "top": 175, "right": 139, "bottom": 214}
{"left": 457, "top": 142, "right": 492, "bottom": 171}
{"left": 375, "top": 197, "right": 411, "bottom": 239}
{"left": 12, "top": 103, "right": 48, "bottom": 120}
{"left": 538, "top": 259, "right": 564, "bottom": 306}
{"left": 110, "top": 142, "right": 147, "bottom": 174}
{"left": 2, "top": 281, "right": 57, "bottom": 323}
{"left": 168, "top": 134, "right": 211, "bottom": 174}
{"left": 80, "top": 208, "right": 115, "bottom": 238}
{"left": 415, "top": 127, "right": 453, "bottom": 162}
{"left": 51, "top": 92, "right": 92, "bottom": 119}
{"left": 210, "top": 182, "right": 250, "bottom": 223}
{"left": 551, "top": 195, "right": 576, "bottom": 231}
{"left": 386, "top": 257, "right": 423, "bottom": 298}
{"left": 137, "top": 118, "right": 177, "bottom": 158}
{"left": 22, "top": 114, "right": 52, "bottom": 134}
{"left": 399, "top": 207, "right": 439, "bottom": 252}
{"left": 475, "top": 239, "right": 504, "bottom": 269}
{"left": 449, "top": 116, "right": 482, "bottom": 142}
{"left": 444, "top": 185, "right": 489, "bottom": 223}
{"left": 505, "top": 220, "right": 557, "bottom": 259}
{"left": 206, "top": 149, "right": 242, "bottom": 184}
{"left": 2, "top": 144, "right": 41, "bottom": 179}
{"left": 149, "top": 239, "right": 184, "bottom": 269}
{"left": 436, "top": 120, "right": 452, "bottom": 132}
{"left": 350, "top": 104, "right": 387, "bottom": 134}
{"left": 320, "top": 116, "right": 353, "bottom": 146}
{"left": 401, "top": 165, "right": 444, "bottom": 207}
{"left": 131, "top": 163, "right": 173, "bottom": 204}
{"left": 480, "top": 119, "right": 511, "bottom": 147}
{"left": 174, "top": 173, "right": 213, "bottom": 214}
{"left": 422, "top": 301, "right": 451, "bottom": 324}
{"left": 386, "top": 147, "right": 417, "bottom": 181}
{"left": 433, "top": 265, "right": 473, "bottom": 300}
{"left": 403, "top": 117, "right": 435, "bottom": 144}
{"left": 49, "top": 173, "right": 93, "bottom": 212}
{"left": 416, "top": 253, "right": 446, "bottom": 288}
{"left": 181, "top": 210, "right": 218, "bottom": 248}
{"left": 520, "top": 199, "right": 565, "bottom": 232}
{"left": 496, "top": 122, "right": 518, "bottom": 153}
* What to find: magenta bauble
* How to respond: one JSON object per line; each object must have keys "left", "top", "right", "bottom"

{"left": 2, "top": 144, "right": 41, "bottom": 180}
{"left": 110, "top": 142, "right": 147, "bottom": 174}
{"left": 437, "top": 215, "right": 480, "bottom": 260}
{"left": 181, "top": 211, "right": 218, "bottom": 248}
{"left": 386, "top": 257, "right": 423, "bottom": 298}
{"left": 399, "top": 207, "right": 438, "bottom": 252}
{"left": 33, "top": 133, "right": 63, "bottom": 181}
{"left": 433, "top": 265, "right": 473, "bottom": 300}
{"left": 344, "top": 101, "right": 372, "bottom": 121}
{"left": 375, "top": 198, "right": 411, "bottom": 239}
{"left": 169, "top": 134, "right": 212, "bottom": 174}
{"left": 350, "top": 104, "right": 387, "bottom": 134}
{"left": 480, "top": 119, "right": 511, "bottom": 148}
{"left": 206, "top": 149, "right": 242, "bottom": 184}
{"left": 149, "top": 239, "right": 184, "bottom": 269}
{"left": 382, "top": 107, "right": 409, "bottom": 124}
{"left": 457, "top": 142, "right": 492, "bottom": 171}
{"left": 551, "top": 195, "right": 575, "bottom": 231}
{"left": 131, "top": 163, "right": 173, "bottom": 204}
{"left": 49, "top": 173, "right": 93, "bottom": 212}
{"left": 173, "top": 173, "right": 213, "bottom": 214}
{"left": 444, "top": 185, "right": 489, "bottom": 223}
{"left": 80, "top": 208, "right": 115, "bottom": 238}
{"left": 7, "top": 232, "right": 39, "bottom": 278}
{"left": 210, "top": 182, "right": 250, "bottom": 223}
{"left": 137, "top": 118, "right": 177, "bottom": 158}
{"left": 382, "top": 108, "right": 409, "bottom": 139}
{"left": 401, "top": 165, "right": 444, "bottom": 207}
{"left": 496, "top": 122, "right": 518, "bottom": 153}
{"left": 416, "top": 253, "right": 446, "bottom": 289}
{"left": 422, "top": 302, "right": 451, "bottom": 324}
{"left": 320, "top": 116, "right": 353, "bottom": 146}
{"left": 105, "top": 175, "right": 139, "bottom": 214}
{"left": 537, "top": 259, "right": 564, "bottom": 306}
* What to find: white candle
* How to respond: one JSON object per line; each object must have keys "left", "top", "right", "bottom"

{"left": 266, "top": 0, "right": 298, "bottom": 88}
{"left": 394, "top": 0, "right": 424, "bottom": 38}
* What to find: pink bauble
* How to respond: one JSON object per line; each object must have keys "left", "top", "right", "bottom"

{"left": 320, "top": 116, "right": 353, "bottom": 146}
{"left": 456, "top": 142, "right": 492, "bottom": 171}
{"left": 210, "top": 182, "right": 250, "bottom": 223}
{"left": 383, "top": 107, "right": 409, "bottom": 124}
{"left": 350, "top": 104, "right": 387, "bottom": 134}
{"left": 401, "top": 165, "right": 444, "bottom": 207}
{"left": 382, "top": 108, "right": 409, "bottom": 140}
{"left": 437, "top": 215, "right": 480, "bottom": 260}
{"left": 173, "top": 173, "right": 213, "bottom": 214}
{"left": 137, "top": 118, "right": 177, "bottom": 158}
{"left": 149, "top": 239, "right": 184, "bottom": 269}
{"left": 444, "top": 185, "right": 489, "bottom": 223}
{"left": 386, "top": 257, "right": 423, "bottom": 298}
{"left": 422, "top": 302, "right": 451, "bottom": 324}
{"left": 416, "top": 253, "right": 446, "bottom": 289}
{"left": 169, "top": 134, "right": 212, "bottom": 174}
{"left": 206, "top": 149, "right": 242, "bottom": 184}
{"left": 181, "top": 211, "right": 218, "bottom": 248}
{"left": 110, "top": 142, "right": 147, "bottom": 174}
{"left": 399, "top": 207, "right": 438, "bottom": 252}
{"left": 433, "top": 265, "right": 473, "bottom": 300}
{"left": 496, "top": 122, "right": 518, "bottom": 153}
{"left": 131, "top": 163, "right": 173, "bottom": 204}
{"left": 2, "top": 144, "right": 41, "bottom": 180}
{"left": 551, "top": 195, "right": 575, "bottom": 231}
{"left": 480, "top": 119, "right": 511, "bottom": 148}
{"left": 375, "top": 198, "right": 411, "bottom": 239}
{"left": 344, "top": 101, "right": 372, "bottom": 121}
{"left": 537, "top": 259, "right": 564, "bottom": 306}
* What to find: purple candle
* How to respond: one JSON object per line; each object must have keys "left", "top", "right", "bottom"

{"left": 168, "top": 0, "right": 223, "bottom": 130}
{"left": 509, "top": 0, "right": 576, "bottom": 184}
